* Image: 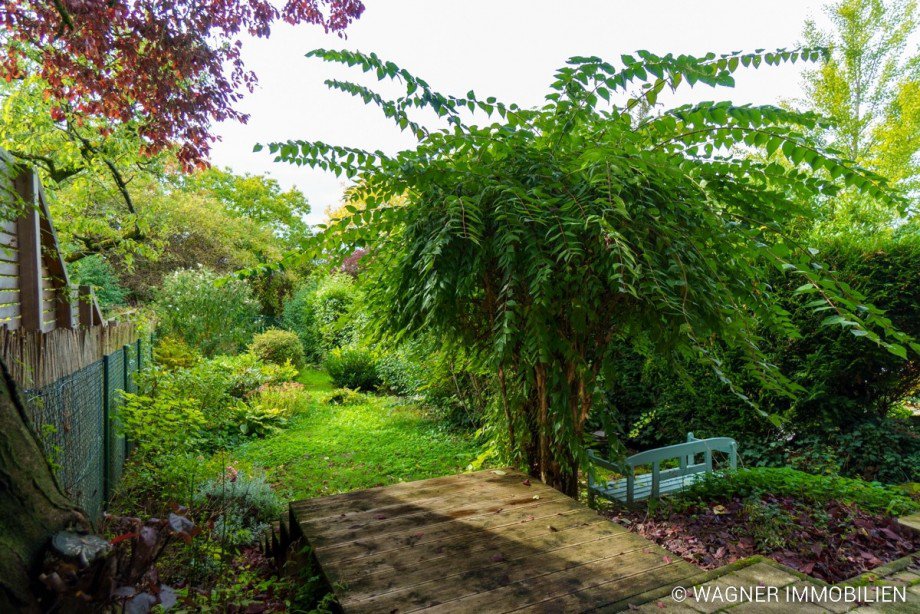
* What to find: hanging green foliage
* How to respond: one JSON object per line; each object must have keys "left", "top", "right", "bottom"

{"left": 260, "top": 47, "right": 917, "bottom": 495}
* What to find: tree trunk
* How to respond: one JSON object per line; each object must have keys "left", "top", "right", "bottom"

{"left": 530, "top": 449, "right": 579, "bottom": 498}
{"left": 0, "top": 358, "right": 89, "bottom": 611}
{"left": 521, "top": 363, "right": 594, "bottom": 499}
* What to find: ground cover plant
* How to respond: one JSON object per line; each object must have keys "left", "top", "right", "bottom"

{"left": 607, "top": 468, "right": 920, "bottom": 583}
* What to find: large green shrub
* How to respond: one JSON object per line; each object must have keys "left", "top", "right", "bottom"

{"left": 124, "top": 352, "right": 300, "bottom": 454}
{"left": 193, "top": 470, "right": 284, "bottom": 548}
{"left": 121, "top": 389, "right": 209, "bottom": 455}
{"left": 376, "top": 346, "right": 425, "bottom": 397}
{"left": 249, "top": 328, "right": 305, "bottom": 367}
{"left": 324, "top": 347, "right": 380, "bottom": 391}
{"left": 282, "top": 280, "right": 322, "bottom": 362}
{"left": 268, "top": 48, "right": 913, "bottom": 494}
{"left": 281, "top": 273, "right": 362, "bottom": 360}
{"left": 312, "top": 273, "right": 362, "bottom": 354}
{"left": 596, "top": 230, "right": 920, "bottom": 482}
{"left": 154, "top": 268, "right": 260, "bottom": 357}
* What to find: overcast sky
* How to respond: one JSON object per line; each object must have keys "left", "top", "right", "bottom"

{"left": 210, "top": 0, "right": 831, "bottom": 225}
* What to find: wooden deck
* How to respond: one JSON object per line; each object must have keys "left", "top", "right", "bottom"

{"left": 290, "top": 469, "right": 700, "bottom": 612}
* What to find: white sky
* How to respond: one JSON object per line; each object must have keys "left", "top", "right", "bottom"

{"left": 210, "top": 0, "right": 832, "bottom": 225}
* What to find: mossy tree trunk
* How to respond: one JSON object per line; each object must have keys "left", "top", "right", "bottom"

{"left": 0, "top": 359, "right": 89, "bottom": 611}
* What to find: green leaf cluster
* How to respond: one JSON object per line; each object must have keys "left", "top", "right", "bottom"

{"left": 262, "top": 46, "right": 915, "bottom": 489}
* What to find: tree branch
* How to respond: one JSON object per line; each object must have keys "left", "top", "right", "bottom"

{"left": 6, "top": 149, "right": 82, "bottom": 183}
{"left": 65, "top": 226, "right": 143, "bottom": 263}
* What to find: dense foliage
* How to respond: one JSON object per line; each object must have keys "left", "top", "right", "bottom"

{"left": 282, "top": 280, "right": 322, "bottom": 362}
{"left": 0, "top": 0, "right": 364, "bottom": 168}
{"left": 68, "top": 255, "right": 128, "bottom": 311}
{"left": 802, "top": 0, "right": 920, "bottom": 234}
{"left": 250, "top": 328, "right": 306, "bottom": 368}
{"left": 154, "top": 268, "right": 260, "bottom": 356}
{"left": 599, "top": 228, "right": 920, "bottom": 483}
{"left": 121, "top": 351, "right": 299, "bottom": 456}
{"left": 324, "top": 346, "right": 381, "bottom": 391}
{"left": 265, "top": 47, "right": 916, "bottom": 493}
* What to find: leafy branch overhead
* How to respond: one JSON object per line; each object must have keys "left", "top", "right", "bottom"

{"left": 260, "top": 47, "right": 917, "bottom": 491}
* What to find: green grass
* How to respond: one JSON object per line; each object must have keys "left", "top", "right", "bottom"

{"left": 235, "top": 367, "right": 481, "bottom": 500}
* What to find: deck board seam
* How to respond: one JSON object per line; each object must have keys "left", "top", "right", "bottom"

{"left": 345, "top": 538, "right": 662, "bottom": 611}
{"left": 340, "top": 525, "right": 640, "bottom": 602}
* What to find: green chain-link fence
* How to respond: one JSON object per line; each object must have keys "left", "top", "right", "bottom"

{"left": 22, "top": 336, "right": 149, "bottom": 522}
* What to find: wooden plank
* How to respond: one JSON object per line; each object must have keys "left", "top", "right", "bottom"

{"left": 309, "top": 486, "right": 575, "bottom": 552}
{"left": 345, "top": 533, "right": 665, "bottom": 613}
{"left": 0, "top": 314, "right": 21, "bottom": 330}
{"left": 410, "top": 551, "right": 693, "bottom": 614}
{"left": 78, "top": 285, "right": 102, "bottom": 327}
{"left": 599, "top": 473, "right": 704, "bottom": 502}
{"left": 0, "top": 289, "right": 20, "bottom": 304}
{"left": 514, "top": 561, "right": 696, "bottom": 613}
{"left": 291, "top": 471, "right": 510, "bottom": 517}
{"left": 0, "top": 230, "right": 17, "bottom": 247}
{"left": 299, "top": 476, "right": 553, "bottom": 536}
{"left": 304, "top": 485, "right": 555, "bottom": 549}
{"left": 0, "top": 302, "right": 21, "bottom": 319}
{"left": 340, "top": 516, "right": 623, "bottom": 600}
{"left": 0, "top": 275, "right": 19, "bottom": 290}
{"left": 35, "top": 182, "right": 74, "bottom": 329}
{"left": 14, "top": 170, "right": 42, "bottom": 331}
{"left": 0, "top": 261, "right": 18, "bottom": 276}
{"left": 0, "top": 245, "right": 17, "bottom": 263}
{"left": 292, "top": 470, "right": 698, "bottom": 613}
{"left": 318, "top": 497, "right": 585, "bottom": 565}
{"left": 331, "top": 508, "right": 598, "bottom": 581}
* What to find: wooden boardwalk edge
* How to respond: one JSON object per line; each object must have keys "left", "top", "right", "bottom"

{"left": 289, "top": 470, "right": 699, "bottom": 613}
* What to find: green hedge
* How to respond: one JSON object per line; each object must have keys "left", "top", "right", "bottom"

{"left": 595, "top": 229, "right": 920, "bottom": 483}
{"left": 678, "top": 468, "right": 918, "bottom": 516}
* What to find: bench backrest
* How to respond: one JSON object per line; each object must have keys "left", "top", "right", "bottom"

{"left": 589, "top": 432, "right": 738, "bottom": 503}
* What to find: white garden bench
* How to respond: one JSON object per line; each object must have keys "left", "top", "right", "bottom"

{"left": 587, "top": 432, "right": 738, "bottom": 506}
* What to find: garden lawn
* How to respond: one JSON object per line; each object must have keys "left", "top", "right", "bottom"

{"left": 235, "top": 368, "right": 481, "bottom": 500}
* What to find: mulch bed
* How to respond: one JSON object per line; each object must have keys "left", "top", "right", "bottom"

{"left": 606, "top": 494, "right": 920, "bottom": 583}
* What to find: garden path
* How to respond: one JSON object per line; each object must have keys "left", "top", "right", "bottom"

{"left": 289, "top": 469, "right": 699, "bottom": 612}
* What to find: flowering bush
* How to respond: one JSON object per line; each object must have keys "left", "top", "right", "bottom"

{"left": 154, "top": 267, "right": 260, "bottom": 356}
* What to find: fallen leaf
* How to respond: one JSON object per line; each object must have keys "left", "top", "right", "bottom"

{"left": 522, "top": 479, "right": 531, "bottom": 486}
{"left": 532, "top": 495, "right": 540, "bottom": 500}
{"left": 548, "top": 526, "right": 559, "bottom": 532}
{"left": 491, "top": 470, "right": 507, "bottom": 476}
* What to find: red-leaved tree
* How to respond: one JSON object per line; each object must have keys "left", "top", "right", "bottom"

{"left": 0, "top": 0, "right": 365, "bottom": 170}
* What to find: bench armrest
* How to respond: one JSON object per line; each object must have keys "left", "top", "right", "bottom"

{"left": 587, "top": 449, "right": 630, "bottom": 475}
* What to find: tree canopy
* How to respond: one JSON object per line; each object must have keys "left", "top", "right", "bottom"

{"left": 0, "top": 0, "right": 361, "bottom": 260}
{"left": 263, "top": 47, "right": 917, "bottom": 493}
{"left": 0, "top": 0, "right": 364, "bottom": 168}
{"left": 801, "top": 0, "right": 920, "bottom": 231}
